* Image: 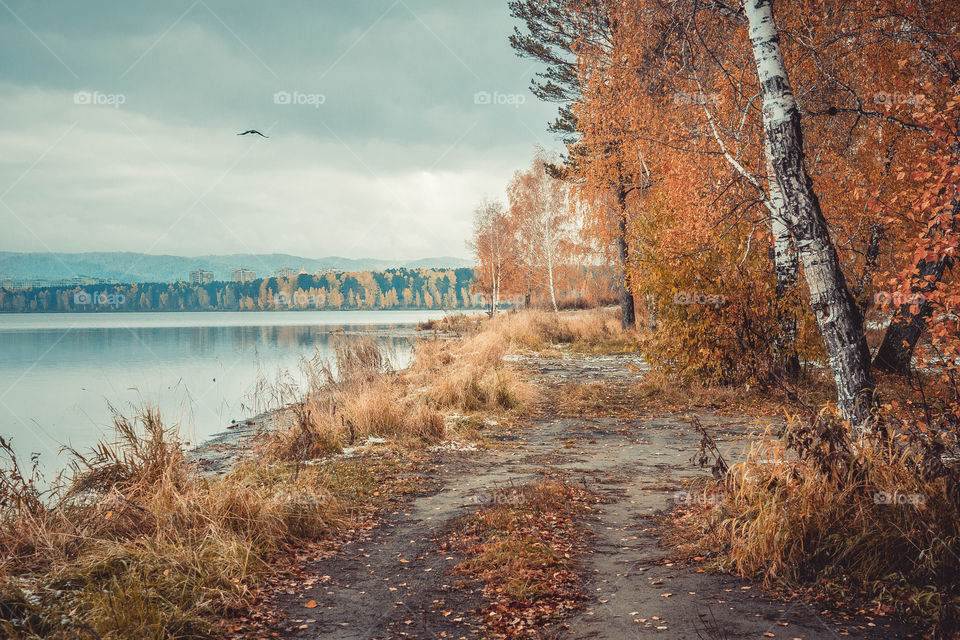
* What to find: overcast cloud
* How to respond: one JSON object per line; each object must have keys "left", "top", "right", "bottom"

{"left": 0, "top": 0, "right": 561, "bottom": 260}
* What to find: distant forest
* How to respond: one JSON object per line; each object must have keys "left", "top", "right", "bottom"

{"left": 0, "top": 268, "right": 479, "bottom": 313}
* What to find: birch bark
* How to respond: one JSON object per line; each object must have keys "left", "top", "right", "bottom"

{"left": 545, "top": 205, "right": 559, "bottom": 313}
{"left": 766, "top": 147, "right": 800, "bottom": 375}
{"left": 745, "top": 0, "right": 874, "bottom": 431}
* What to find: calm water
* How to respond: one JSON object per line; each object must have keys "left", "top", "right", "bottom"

{"left": 0, "top": 310, "right": 448, "bottom": 471}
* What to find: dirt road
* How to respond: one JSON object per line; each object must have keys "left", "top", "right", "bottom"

{"left": 277, "top": 354, "right": 914, "bottom": 640}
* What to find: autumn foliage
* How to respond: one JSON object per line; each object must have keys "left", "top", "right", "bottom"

{"left": 495, "top": 0, "right": 960, "bottom": 429}
{"left": 496, "top": 1, "right": 960, "bottom": 632}
{"left": 470, "top": 149, "right": 618, "bottom": 312}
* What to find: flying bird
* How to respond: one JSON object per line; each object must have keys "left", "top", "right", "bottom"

{"left": 237, "top": 129, "right": 268, "bottom": 138}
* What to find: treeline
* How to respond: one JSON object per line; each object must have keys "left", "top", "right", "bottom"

{"left": 0, "top": 268, "right": 478, "bottom": 312}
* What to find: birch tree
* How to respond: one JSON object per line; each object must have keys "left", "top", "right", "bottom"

{"left": 743, "top": 0, "right": 874, "bottom": 431}
{"left": 554, "top": 0, "right": 959, "bottom": 430}
{"left": 468, "top": 199, "right": 514, "bottom": 316}
{"left": 507, "top": 151, "right": 575, "bottom": 313}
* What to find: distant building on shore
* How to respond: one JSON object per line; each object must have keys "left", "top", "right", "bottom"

{"left": 189, "top": 269, "right": 215, "bottom": 285}
{"left": 0, "top": 275, "right": 113, "bottom": 290}
{"left": 274, "top": 267, "right": 298, "bottom": 279}
{"left": 231, "top": 268, "right": 257, "bottom": 283}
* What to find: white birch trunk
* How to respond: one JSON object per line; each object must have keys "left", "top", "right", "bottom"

{"left": 766, "top": 144, "right": 799, "bottom": 373}
{"left": 746, "top": 0, "right": 873, "bottom": 432}
{"left": 490, "top": 228, "right": 497, "bottom": 316}
{"left": 545, "top": 211, "right": 558, "bottom": 313}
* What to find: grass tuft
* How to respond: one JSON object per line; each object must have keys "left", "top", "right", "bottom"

{"left": 674, "top": 415, "right": 960, "bottom": 633}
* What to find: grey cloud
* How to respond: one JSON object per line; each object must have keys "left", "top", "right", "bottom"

{"left": 0, "top": 0, "right": 561, "bottom": 260}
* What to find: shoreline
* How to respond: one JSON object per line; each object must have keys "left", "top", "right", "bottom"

{"left": 185, "top": 323, "right": 466, "bottom": 476}
{"left": 0, "top": 307, "right": 487, "bottom": 316}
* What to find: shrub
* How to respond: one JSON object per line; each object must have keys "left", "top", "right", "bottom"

{"left": 682, "top": 414, "right": 960, "bottom": 635}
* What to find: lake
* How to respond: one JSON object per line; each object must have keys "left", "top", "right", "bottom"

{"left": 0, "top": 310, "right": 450, "bottom": 472}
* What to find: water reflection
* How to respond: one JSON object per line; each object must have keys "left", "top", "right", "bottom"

{"left": 0, "top": 313, "right": 435, "bottom": 471}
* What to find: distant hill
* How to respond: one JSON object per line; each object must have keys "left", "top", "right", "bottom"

{"left": 0, "top": 252, "right": 474, "bottom": 284}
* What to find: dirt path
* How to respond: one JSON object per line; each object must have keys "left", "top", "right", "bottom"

{"left": 277, "top": 354, "right": 914, "bottom": 640}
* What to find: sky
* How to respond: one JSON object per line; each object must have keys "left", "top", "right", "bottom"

{"left": 0, "top": 0, "right": 562, "bottom": 261}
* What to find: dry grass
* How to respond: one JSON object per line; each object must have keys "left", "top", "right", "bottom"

{"left": 262, "top": 330, "right": 530, "bottom": 463}
{"left": 0, "top": 409, "right": 354, "bottom": 639}
{"left": 416, "top": 312, "right": 485, "bottom": 335}
{"left": 478, "top": 307, "right": 638, "bottom": 355}
{"left": 0, "top": 407, "right": 427, "bottom": 639}
{"left": 674, "top": 417, "right": 960, "bottom": 634}
{"left": 0, "top": 324, "right": 530, "bottom": 638}
{"left": 547, "top": 374, "right": 781, "bottom": 420}
{"left": 631, "top": 375, "right": 775, "bottom": 414}
{"left": 409, "top": 329, "right": 528, "bottom": 413}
